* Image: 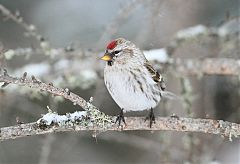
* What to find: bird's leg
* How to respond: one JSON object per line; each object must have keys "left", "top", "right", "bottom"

{"left": 115, "top": 109, "right": 126, "bottom": 127}
{"left": 145, "top": 108, "right": 155, "bottom": 128}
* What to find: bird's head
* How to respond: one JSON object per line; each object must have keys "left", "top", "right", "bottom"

{"left": 100, "top": 38, "right": 145, "bottom": 66}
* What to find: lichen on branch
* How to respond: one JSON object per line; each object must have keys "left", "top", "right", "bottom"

{"left": 0, "top": 70, "right": 240, "bottom": 142}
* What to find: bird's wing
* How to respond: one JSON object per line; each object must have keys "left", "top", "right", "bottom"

{"left": 144, "top": 61, "right": 166, "bottom": 91}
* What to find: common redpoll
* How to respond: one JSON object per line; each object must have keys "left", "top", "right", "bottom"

{"left": 101, "top": 38, "right": 172, "bottom": 127}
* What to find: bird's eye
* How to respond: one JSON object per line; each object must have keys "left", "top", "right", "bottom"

{"left": 114, "top": 50, "right": 121, "bottom": 54}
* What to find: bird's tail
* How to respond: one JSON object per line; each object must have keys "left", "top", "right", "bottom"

{"left": 161, "top": 91, "right": 179, "bottom": 100}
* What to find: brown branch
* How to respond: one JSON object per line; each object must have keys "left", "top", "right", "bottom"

{"left": 0, "top": 71, "right": 240, "bottom": 142}
{"left": 170, "top": 58, "right": 240, "bottom": 76}
{"left": 3, "top": 47, "right": 240, "bottom": 76}
{"left": 0, "top": 70, "right": 113, "bottom": 128}
{"left": 0, "top": 70, "right": 89, "bottom": 109}
{"left": 0, "top": 117, "right": 239, "bottom": 141}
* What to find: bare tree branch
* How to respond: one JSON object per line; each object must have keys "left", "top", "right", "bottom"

{"left": 0, "top": 4, "right": 44, "bottom": 42}
{"left": 170, "top": 58, "right": 240, "bottom": 76}
{"left": 0, "top": 117, "right": 239, "bottom": 142}
{"left": 0, "top": 71, "right": 239, "bottom": 142}
{"left": 0, "top": 70, "right": 89, "bottom": 109}
{"left": 0, "top": 70, "right": 113, "bottom": 129}
{"left": 3, "top": 47, "right": 240, "bottom": 76}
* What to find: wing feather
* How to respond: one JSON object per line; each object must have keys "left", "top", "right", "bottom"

{"left": 144, "top": 61, "right": 166, "bottom": 91}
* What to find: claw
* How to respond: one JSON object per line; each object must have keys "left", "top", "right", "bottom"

{"left": 145, "top": 108, "right": 155, "bottom": 128}
{"left": 115, "top": 109, "right": 126, "bottom": 127}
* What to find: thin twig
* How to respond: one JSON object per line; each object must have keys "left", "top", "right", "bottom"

{"left": 0, "top": 4, "right": 44, "bottom": 42}
{"left": 96, "top": 0, "right": 141, "bottom": 48}
{"left": 0, "top": 71, "right": 88, "bottom": 109}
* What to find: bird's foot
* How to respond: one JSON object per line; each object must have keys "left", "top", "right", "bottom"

{"left": 115, "top": 109, "right": 126, "bottom": 128}
{"left": 145, "top": 108, "right": 155, "bottom": 128}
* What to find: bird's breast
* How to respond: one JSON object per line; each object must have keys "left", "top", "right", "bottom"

{"left": 104, "top": 66, "right": 161, "bottom": 111}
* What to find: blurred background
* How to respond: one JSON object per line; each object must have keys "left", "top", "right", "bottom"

{"left": 0, "top": 0, "right": 239, "bottom": 163}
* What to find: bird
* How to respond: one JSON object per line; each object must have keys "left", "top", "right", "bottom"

{"left": 100, "top": 38, "right": 173, "bottom": 127}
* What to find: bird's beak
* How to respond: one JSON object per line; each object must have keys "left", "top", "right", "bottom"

{"left": 100, "top": 53, "right": 113, "bottom": 61}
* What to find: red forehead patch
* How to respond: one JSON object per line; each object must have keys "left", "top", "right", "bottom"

{"left": 106, "top": 40, "right": 117, "bottom": 50}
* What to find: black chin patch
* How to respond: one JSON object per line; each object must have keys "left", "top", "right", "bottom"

{"left": 107, "top": 61, "right": 113, "bottom": 66}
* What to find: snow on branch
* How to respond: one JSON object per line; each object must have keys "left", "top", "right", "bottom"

{"left": 0, "top": 69, "right": 113, "bottom": 128}
{"left": 145, "top": 49, "right": 240, "bottom": 75}
{"left": 171, "top": 58, "right": 240, "bottom": 76}
{"left": 3, "top": 47, "right": 240, "bottom": 76}
{"left": 175, "top": 25, "right": 208, "bottom": 39}
{"left": 1, "top": 115, "right": 239, "bottom": 142}
{"left": 0, "top": 70, "right": 240, "bottom": 141}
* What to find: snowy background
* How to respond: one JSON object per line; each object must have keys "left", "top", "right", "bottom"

{"left": 0, "top": 0, "right": 239, "bottom": 163}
